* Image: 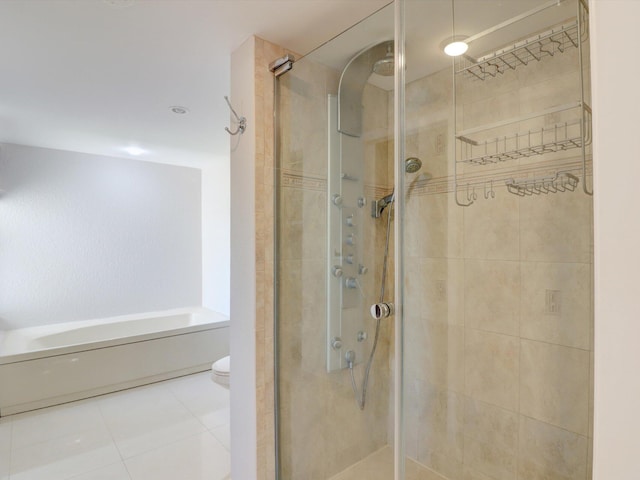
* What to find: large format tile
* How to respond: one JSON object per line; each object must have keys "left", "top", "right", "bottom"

{"left": 167, "top": 372, "right": 230, "bottom": 430}
{"left": 98, "top": 386, "right": 206, "bottom": 459}
{"left": 210, "top": 423, "right": 230, "bottom": 452}
{"left": 2, "top": 373, "right": 227, "bottom": 480}
{"left": 520, "top": 262, "right": 591, "bottom": 349}
{"left": 520, "top": 340, "right": 590, "bottom": 435}
{"left": 124, "top": 432, "right": 230, "bottom": 480}
{"left": 66, "top": 462, "right": 131, "bottom": 480}
{"left": 0, "top": 417, "right": 10, "bottom": 479}
{"left": 463, "top": 398, "right": 518, "bottom": 480}
{"left": 518, "top": 416, "right": 588, "bottom": 480}
{"left": 405, "top": 193, "right": 463, "bottom": 259}
{"left": 465, "top": 259, "right": 520, "bottom": 336}
{"left": 414, "top": 258, "right": 464, "bottom": 326}
{"left": 465, "top": 329, "right": 520, "bottom": 411}
{"left": 0, "top": 416, "right": 10, "bottom": 451}
{"left": 10, "top": 425, "right": 120, "bottom": 480}
{"left": 463, "top": 194, "right": 519, "bottom": 261}
{"left": 520, "top": 190, "right": 592, "bottom": 264}
{"left": 328, "top": 447, "right": 393, "bottom": 480}
{"left": 11, "top": 401, "right": 105, "bottom": 451}
{"left": 416, "top": 388, "right": 464, "bottom": 477}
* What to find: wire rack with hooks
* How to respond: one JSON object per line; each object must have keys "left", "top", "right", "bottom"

{"left": 456, "top": 102, "right": 592, "bottom": 166}
{"left": 453, "top": 0, "right": 592, "bottom": 206}
{"left": 505, "top": 171, "right": 579, "bottom": 196}
{"left": 455, "top": 0, "right": 589, "bottom": 81}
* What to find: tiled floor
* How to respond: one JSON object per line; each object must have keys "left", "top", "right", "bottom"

{"left": 329, "top": 446, "right": 447, "bottom": 480}
{"left": 0, "top": 371, "right": 231, "bottom": 480}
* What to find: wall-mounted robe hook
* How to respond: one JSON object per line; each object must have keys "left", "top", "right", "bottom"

{"left": 224, "top": 96, "right": 246, "bottom": 135}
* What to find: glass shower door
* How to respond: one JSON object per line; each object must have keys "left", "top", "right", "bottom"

{"left": 401, "top": 0, "right": 594, "bottom": 478}
{"left": 274, "top": 4, "right": 397, "bottom": 479}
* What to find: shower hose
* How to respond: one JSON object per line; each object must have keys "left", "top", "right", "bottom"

{"left": 348, "top": 191, "right": 393, "bottom": 410}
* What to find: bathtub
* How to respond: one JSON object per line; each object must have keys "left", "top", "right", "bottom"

{"left": 0, "top": 307, "right": 229, "bottom": 416}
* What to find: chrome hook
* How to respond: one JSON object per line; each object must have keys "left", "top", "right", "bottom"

{"left": 224, "top": 96, "right": 246, "bottom": 135}
{"left": 484, "top": 180, "right": 495, "bottom": 199}
{"left": 466, "top": 184, "right": 477, "bottom": 202}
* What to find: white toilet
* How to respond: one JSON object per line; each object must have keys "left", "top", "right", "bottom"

{"left": 211, "top": 355, "right": 230, "bottom": 388}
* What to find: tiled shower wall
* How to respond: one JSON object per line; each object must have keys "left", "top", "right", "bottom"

{"left": 253, "top": 36, "right": 284, "bottom": 480}
{"left": 402, "top": 42, "right": 594, "bottom": 480}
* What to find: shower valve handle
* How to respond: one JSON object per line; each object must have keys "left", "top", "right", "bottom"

{"left": 370, "top": 302, "right": 394, "bottom": 320}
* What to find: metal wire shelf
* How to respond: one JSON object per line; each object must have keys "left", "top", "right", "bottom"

{"left": 456, "top": 102, "right": 592, "bottom": 166}
{"left": 456, "top": 21, "right": 582, "bottom": 81}
{"left": 452, "top": 0, "right": 592, "bottom": 206}
{"left": 505, "top": 171, "right": 579, "bottom": 196}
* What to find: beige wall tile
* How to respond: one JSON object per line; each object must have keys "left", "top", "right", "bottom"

{"left": 465, "top": 259, "right": 520, "bottom": 336}
{"left": 465, "top": 329, "right": 520, "bottom": 411}
{"left": 520, "top": 262, "right": 591, "bottom": 349}
{"left": 462, "top": 90, "right": 520, "bottom": 131}
{"left": 518, "top": 416, "right": 588, "bottom": 480}
{"left": 462, "top": 466, "right": 501, "bottom": 480}
{"left": 416, "top": 387, "right": 464, "bottom": 471}
{"left": 463, "top": 193, "right": 520, "bottom": 261}
{"left": 406, "top": 192, "right": 463, "bottom": 259}
{"left": 404, "top": 319, "right": 464, "bottom": 394}
{"left": 520, "top": 191, "right": 593, "bottom": 264}
{"left": 279, "top": 187, "right": 327, "bottom": 261}
{"left": 404, "top": 258, "right": 464, "bottom": 326}
{"left": 463, "top": 397, "right": 518, "bottom": 480}
{"left": 520, "top": 339, "right": 590, "bottom": 435}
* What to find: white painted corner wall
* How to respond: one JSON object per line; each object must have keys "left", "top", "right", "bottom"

{"left": 0, "top": 143, "right": 203, "bottom": 329}
{"left": 591, "top": 1, "right": 640, "bottom": 478}
{"left": 202, "top": 160, "right": 231, "bottom": 316}
{"left": 229, "top": 36, "right": 257, "bottom": 480}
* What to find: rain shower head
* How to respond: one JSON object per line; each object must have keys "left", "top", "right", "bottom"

{"left": 405, "top": 157, "right": 422, "bottom": 173}
{"left": 372, "top": 42, "right": 394, "bottom": 77}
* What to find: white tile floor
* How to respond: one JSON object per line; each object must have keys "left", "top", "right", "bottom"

{"left": 0, "top": 372, "right": 231, "bottom": 480}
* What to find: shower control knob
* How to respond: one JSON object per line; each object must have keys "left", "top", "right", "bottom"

{"left": 358, "top": 264, "right": 368, "bottom": 275}
{"left": 345, "top": 277, "right": 358, "bottom": 289}
{"left": 332, "top": 265, "right": 343, "bottom": 278}
{"left": 332, "top": 194, "right": 343, "bottom": 207}
{"left": 358, "top": 197, "right": 367, "bottom": 208}
{"left": 370, "top": 302, "right": 395, "bottom": 320}
{"left": 346, "top": 215, "right": 356, "bottom": 227}
{"left": 357, "top": 331, "right": 368, "bottom": 342}
{"left": 346, "top": 234, "right": 356, "bottom": 246}
{"left": 331, "top": 337, "right": 343, "bottom": 350}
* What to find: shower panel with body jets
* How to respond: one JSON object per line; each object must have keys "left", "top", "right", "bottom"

{"left": 327, "top": 41, "right": 422, "bottom": 410}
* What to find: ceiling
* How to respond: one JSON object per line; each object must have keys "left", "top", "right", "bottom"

{"left": 0, "top": 0, "right": 575, "bottom": 169}
{"left": 0, "top": 0, "right": 389, "bottom": 168}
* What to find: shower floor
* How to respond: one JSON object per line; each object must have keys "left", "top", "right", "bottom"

{"left": 329, "top": 446, "right": 447, "bottom": 480}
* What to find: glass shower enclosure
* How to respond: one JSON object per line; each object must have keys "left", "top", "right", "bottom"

{"left": 274, "top": 1, "right": 593, "bottom": 478}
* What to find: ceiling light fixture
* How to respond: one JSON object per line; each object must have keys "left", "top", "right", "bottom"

{"left": 169, "top": 106, "right": 189, "bottom": 115}
{"left": 441, "top": 36, "right": 469, "bottom": 57}
{"left": 123, "top": 146, "right": 146, "bottom": 156}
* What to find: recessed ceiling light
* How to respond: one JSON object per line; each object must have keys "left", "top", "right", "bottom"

{"left": 169, "top": 106, "right": 189, "bottom": 115}
{"left": 441, "top": 36, "right": 469, "bottom": 57}
{"left": 123, "top": 146, "right": 146, "bottom": 156}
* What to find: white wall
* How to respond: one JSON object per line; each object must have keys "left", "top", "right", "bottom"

{"left": 202, "top": 161, "right": 231, "bottom": 316}
{"left": 591, "top": 1, "right": 640, "bottom": 478}
{"left": 0, "top": 143, "right": 203, "bottom": 329}
{"left": 229, "top": 36, "right": 257, "bottom": 480}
